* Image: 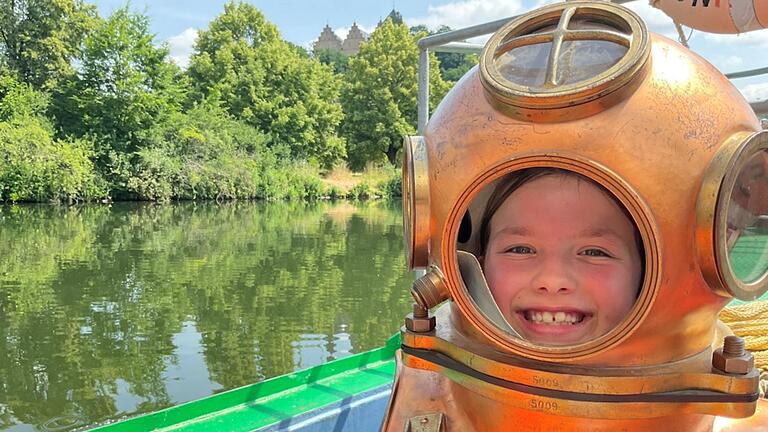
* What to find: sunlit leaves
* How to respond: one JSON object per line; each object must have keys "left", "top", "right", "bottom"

{"left": 188, "top": 2, "right": 345, "bottom": 168}
{"left": 0, "top": 0, "right": 98, "bottom": 90}
{"left": 52, "top": 5, "right": 187, "bottom": 195}
{"left": 341, "top": 19, "right": 450, "bottom": 170}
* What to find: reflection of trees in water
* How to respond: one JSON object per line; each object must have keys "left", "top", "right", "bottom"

{"left": 0, "top": 201, "right": 411, "bottom": 429}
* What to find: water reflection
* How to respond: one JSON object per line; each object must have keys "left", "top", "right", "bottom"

{"left": 0, "top": 201, "right": 412, "bottom": 431}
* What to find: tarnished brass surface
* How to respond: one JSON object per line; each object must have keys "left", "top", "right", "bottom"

{"left": 712, "top": 132, "right": 768, "bottom": 299}
{"left": 714, "top": 398, "right": 768, "bottom": 431}
{"left": 696, "top": 132, "right": 758, "bottom": 298}
{"left": 712, "top": 336, "right": 755, "bottom": 375}
{"left": 712, "top": 347, "right": 755, "bottom": 375}
{"left": 382, "top": 306, "right": 766, "bottom": 430}
{"left": 383, "top": 356, "right": 768, "bottom": 431}
{"left": 424, "top": 33, "right": 760, "bottom": 364}
{"left": 405, "top": 304, "right": 437, "bottom": 333}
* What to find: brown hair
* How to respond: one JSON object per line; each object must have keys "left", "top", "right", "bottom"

{"left": 478, "top": 168, "right": 644, "bottom": 262}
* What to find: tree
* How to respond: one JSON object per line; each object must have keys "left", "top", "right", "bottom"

{"left": 0, "top": 0, "right": 97, "bottom": 90}
{"left": 441, "top": 53, "right": 479, "bottom": 82}
{"left": 342, "top": 19, "right": 450, "bottom": 169}
{"left": 52, "top": 6, "right": 187, "bottom": 192}
{"left": 314, "top": 48, "right": 349, "bottom": 75}
{"left": 187, "top": 2, "right": 345, "bottom": 168}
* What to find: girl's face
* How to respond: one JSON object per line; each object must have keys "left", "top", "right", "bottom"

{"left": 483, "top": 175, "right": 642, "bottom": 346}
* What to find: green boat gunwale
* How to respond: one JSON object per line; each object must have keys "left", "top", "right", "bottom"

{"left": 88, "top": 334, "right": 401, "bottom": 432}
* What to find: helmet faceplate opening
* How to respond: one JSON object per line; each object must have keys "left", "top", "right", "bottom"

{"left": 448, "top": 155, "right": 660, "bottom": 361}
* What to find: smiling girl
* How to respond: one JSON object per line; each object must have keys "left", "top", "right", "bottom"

{"left": 479, "top": 168, "right": 644, "bottom": 346}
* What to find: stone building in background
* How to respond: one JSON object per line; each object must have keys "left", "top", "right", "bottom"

{"left": 313, "top": 9, "right": 403, "bottom": 57}
{"left": 313, "top": 23, "right": 369, "bottom": 56}
{"left": 314, "top": 25, "right": 344, "bottom": 52}
{"left": 341, "top": 23, "right": 368, "bottom": 56}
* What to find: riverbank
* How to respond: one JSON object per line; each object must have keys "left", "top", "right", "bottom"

{"left": 0, "top": 161, "right": 402, "bottom": 204}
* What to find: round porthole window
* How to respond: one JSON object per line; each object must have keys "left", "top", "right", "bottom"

{"left": 480, "top": 1, "right": 649, "bottom": 111}
{"left": 698, "top": 131, "right": 768, "bottom": 301}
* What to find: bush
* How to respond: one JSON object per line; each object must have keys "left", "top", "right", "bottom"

{"left": 349, "top": 181, "right": 374, "bottom": 200}
{"left": 0, "top": 118, "right": 105, "bottom": 202}
{"left": 0, "top": 74, "right": 50, "bottom": 121}
{"left": 378, "top": 170, "right": 402, "bottom": 198}
{"left": 127, "top": 147, "right": 181, "bottom": 201}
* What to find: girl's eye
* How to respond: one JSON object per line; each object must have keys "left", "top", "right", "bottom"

{"left": 580, "top": 248, "right": 611, "bottom": 258}
{"left": 506, "top": 246, "right": 534, "bottom": 254}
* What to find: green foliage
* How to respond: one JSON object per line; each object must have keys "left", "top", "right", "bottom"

{"left": 341, "top": 19, "right": 450, "bottom": 170}
{"left": 126, "top": 103, "right": 338, "bottom": 202}
{"left": 349, "top": 181, "right": 374, "bottom": 200}
{"left": 0, "top": 0, "right": 98, "bottom": 89}
{"left": 0, "top": 2, "right": 458, "bottom": 202}
{"left": 410, "top": 24, "right": 479, "bottom": 82}
{"left": 379, "top": 169, "right": 402, "bottom": 198}
{"left": 0, "top": 73, "right": 50, "bottom": 121}
{"left": 0, "top": 117, "right": 104, "bottom": 202}
{"left": 314, "top": 48, "right": 349, "bottom": 74}
{"left": 260, "top": 162, "right": 331, "bottom": 201}
{"left": 131, "top": 104, "right": 266, "bottom": 201}
{"left": 0, "top": 73, "right": 104, "bottom": 202}
{"left": 187, "top": 2, "right": 345, "bottom": 168}
{"left": 441, "top": 53, "right": 479, "bottom": 82}
{"left": 52, "top": 5, "right": 187, "bottom": 192}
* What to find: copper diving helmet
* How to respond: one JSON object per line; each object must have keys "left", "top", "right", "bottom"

{"left": 385, "top": 1, "right": 768, "bottom": 431}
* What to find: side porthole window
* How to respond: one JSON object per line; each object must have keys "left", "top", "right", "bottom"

{"left": 726, "top": 148, "right": 768, "bottom": 286}
{"left": 701, "top": 132, "right": 768, "bottom": 301}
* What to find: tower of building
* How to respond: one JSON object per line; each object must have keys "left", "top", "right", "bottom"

{"left": 341, "top": 23, "right": 367, "bottom": 56}
{"left": 314, "top": 24, "right": 343, "bottom": 52}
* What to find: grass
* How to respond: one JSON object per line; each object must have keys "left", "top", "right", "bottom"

{"left": 321, "top": 164, "right": 400, "bottom": 198}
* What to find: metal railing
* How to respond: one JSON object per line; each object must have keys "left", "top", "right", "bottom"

{"left": 416, "top": 0, "right": 768, "bottom": 132}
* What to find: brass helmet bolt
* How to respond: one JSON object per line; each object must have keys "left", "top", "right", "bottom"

{"left": 406, "top": 302, "right": 436, "bottom": 333}
{"left": 723, "top": 335, "right": 746, "bottom": 356}
{"left": 712, "top": 336, "right": 754, "bottom": 375}
{"left": 413, "top": 303, "right": 428, "bottom": 319}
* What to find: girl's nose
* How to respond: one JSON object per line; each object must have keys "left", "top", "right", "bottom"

{"left": 531, "top": 255, "right": 576, "bottom": 294}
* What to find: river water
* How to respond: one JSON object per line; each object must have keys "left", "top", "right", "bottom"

{"left": 0, "top": 201, "right": 413, "bottom": 431}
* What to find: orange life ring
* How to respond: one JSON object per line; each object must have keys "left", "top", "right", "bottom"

{"left": 651, "top": 0, "right": 768, "bottom": 33}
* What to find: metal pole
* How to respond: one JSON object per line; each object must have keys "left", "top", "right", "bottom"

{"left": 726, "top": 66, "right": 768, "bottom": 80}
{"left": 418, "top": 48, "right": 430, "bottom": 135}
{"left": 418, "top": 17, "right": 514, "bottom": 49}
{"left": 433, "top": 42, "right": 484, "bottom": 55}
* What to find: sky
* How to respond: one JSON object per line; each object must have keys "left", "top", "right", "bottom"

{"left": 91, "top": 0, "right": 768, "bottom": 103}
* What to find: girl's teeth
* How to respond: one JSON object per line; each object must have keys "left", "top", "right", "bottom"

{"left": 525, "top": 310, "right": 584, "bottom": 324}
